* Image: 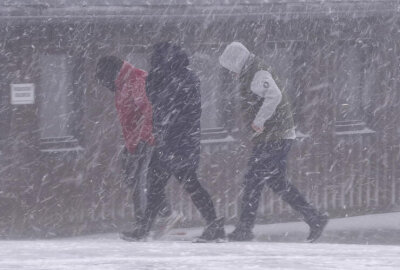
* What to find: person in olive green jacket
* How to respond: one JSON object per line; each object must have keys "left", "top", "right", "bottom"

{"left": 219, "top": 41, "right": 328, "bottom": 242}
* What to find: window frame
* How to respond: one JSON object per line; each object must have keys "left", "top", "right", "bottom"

{"left": 37, "top": 51, "right": 85, "bottom": 152}
{"left": 332, "top": 39, "right": 376, "bottom": 136}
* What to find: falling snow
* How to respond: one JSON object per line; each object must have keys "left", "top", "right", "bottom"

{"left": 1, "top": 0, "right": 400, "bottom": 269}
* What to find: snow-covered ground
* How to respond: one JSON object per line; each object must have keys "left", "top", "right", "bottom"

{"left": 2, "top": 239, "right": 400, "bottom": 270}
{"left": 1, "top": 212, "right": 400, "bottom": 270}
{"left": 163, "top": 211, "right": 400, "bottom": 245}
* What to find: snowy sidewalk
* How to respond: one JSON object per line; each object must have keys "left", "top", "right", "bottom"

{"left": 1, "top": 212, "right": 400, "bottom": 270}
{"left": 1, "top": 237, "right": 400, "bottom": 270}
{"left": 165, "top": 211, "right": 400, "bottom": 245}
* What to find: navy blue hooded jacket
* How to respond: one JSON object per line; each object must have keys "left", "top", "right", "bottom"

{"left": 146, "top": 42, "right": 201, "bottom": 171}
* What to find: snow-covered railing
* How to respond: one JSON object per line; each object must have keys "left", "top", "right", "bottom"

{"left": 39, "top": 136, "right": 83, "bottom": 153}
{"left": 201, "top": 127, "right": 237, "bottom": 154}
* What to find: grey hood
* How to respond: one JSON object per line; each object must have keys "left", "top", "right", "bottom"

{"left": 219, "top": 41, "right": 251, "bottom": 74}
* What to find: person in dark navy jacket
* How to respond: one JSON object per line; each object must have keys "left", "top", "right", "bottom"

{"left": 121, "top": 42, "right": 225, "bottom": 242}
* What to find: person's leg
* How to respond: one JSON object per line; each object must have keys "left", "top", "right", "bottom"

{"left": 133, "top": 146, "right": 149, "bottom": 222}
{"left": 131, "top": 176, "right": 144, "bottom": 222}
{"left": 228, "top": 143, "right": 267, "bottom": 241}
{"left": 144, "top": 147, "right": 182, "bottom": 239}
{"left": 120, "top": 146, "right": 144, "bottom": 222}
{"left": 143, "top": 145, "right": 172, "bottom": 217}
{"left": 175, "top": 168, "right": 217, "bottom": 224}
{"left": 174, "top": 167, "right": 224, "bottom": 241}
{"left": 262, "top": 140, "right": 328, "bottom": 242}
{"left": 121, "top": 151, "right": 171, "bottom": 241}
{"left": 263, "top": 140, "right": 312, "bottom": 215}
{"left": 141, "top": 152, "right": 172, "bottom": 233}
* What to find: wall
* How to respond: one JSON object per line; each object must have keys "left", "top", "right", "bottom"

{"left": 0, "top": 6, "right": 399, "bottom": 238}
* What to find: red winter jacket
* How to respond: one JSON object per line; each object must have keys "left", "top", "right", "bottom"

{"left": 115, "top": 62, "right": 154, "bottom": 153}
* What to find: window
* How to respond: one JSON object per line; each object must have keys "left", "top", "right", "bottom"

{"left": 191, "top": 48, "right": 222, "bottom": 130}
{"left": 335, "top": 46, "right": 363, "bottom": 123}
{"left": 260, "top": 43, "right": 295, "bottom": 100}
{"left": 259, "top": 42, "right": 302, "bottom": 133}
{"left": 0, "top": 54, "right": 10, "bottom": 152}
{"left": 39, "top": 54, "right": 72, "bottom": 138}
{"left": 191, "top": 45, "right": 237, "bottom": 144}
{"left": 38, "top": 53, "right": 83, "bottom": 151}
{"left": 0, "top": 87, "right": 6, "bottom": 154}
{"left": 333, "top": 43, "right": 374, "bottom": 135}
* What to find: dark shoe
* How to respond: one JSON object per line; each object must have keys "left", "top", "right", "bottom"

{"left": 306, "top": 212, "right": 329, "bottom": 243}
{"left": 194, "top": 217, "right": 225, "bottom": 242}
{"left": 228, "top": 227, "right": 254, "bottom": 242}
{"left": 120, "top": 227, "right": 148, "bottom": 242}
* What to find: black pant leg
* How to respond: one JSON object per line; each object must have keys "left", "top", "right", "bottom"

{"left": 237, "top": 145, "right": 266, "bottom": 230}
{"left": 141, "top": 152, "right": 171, "bottom": 233}
{"left": 263, "top": 140, "right": 318, "bottom": 222}
{"left": 121, "top": 146, "right": 147, "bottom": 221}
{"left": 174, "top": 168, "right": 217, "bottom": 224}
{"left": 132, "top": 147, "right": 148, "bottom": 221}
{"left": 238, "top": 139, "right": 319, "bottom": 231}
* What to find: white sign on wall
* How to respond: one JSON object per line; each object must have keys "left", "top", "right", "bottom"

{"left": 11, "top": 83, "right": 35, "bottom": 105}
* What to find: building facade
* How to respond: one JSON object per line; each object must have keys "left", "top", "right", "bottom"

{"left": 0, "top": 0, "right": 400, "bottom": 238}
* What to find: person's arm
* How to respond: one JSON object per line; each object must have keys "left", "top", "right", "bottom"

{"left": 126, "top": 75, "right": 154, "bottom": 143}
{"left": 250, "top": 70, "right": 282, "bottom": 131}
{"left": 127, "top": 76, "right": 149, "bottom": 115}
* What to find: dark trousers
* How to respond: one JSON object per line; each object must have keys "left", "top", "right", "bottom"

{"left": 121, "top": 143, "right": 170, "bottom": 222}
{"left": 238, "top": 139, "right": 317, "bottom": 230}
{"left": 141, "top": 150, "right": 217, "bottom": 233}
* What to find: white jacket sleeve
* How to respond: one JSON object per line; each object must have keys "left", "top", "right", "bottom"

{"left": 250, "top": 70, "right": 282, "bottom": 128}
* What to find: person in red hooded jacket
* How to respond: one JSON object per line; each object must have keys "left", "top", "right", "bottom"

{"left": 95, "top": 56, "right": 176, "bottom": 232}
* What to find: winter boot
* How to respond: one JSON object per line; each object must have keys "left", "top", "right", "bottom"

{"left": 120, "top": 224, "right": 149, "bottom": 242}
{"left": 305, "top": 212, "right": 329, "bottom": 243}
{"left": 193, "top": 217, "right": 225, "bottom": 243}
{"left": 227, "top": 226, "right": 254, "bottom": 242}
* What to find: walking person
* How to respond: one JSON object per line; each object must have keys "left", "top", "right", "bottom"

{"left": 95, "top": 56, "right": 178, "bottom": 236}
{"left": 219, "top": 42, "right": 328, "bottom": 242}
{"left": 120, "top": 42, "right": 225, "bottom": 242}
